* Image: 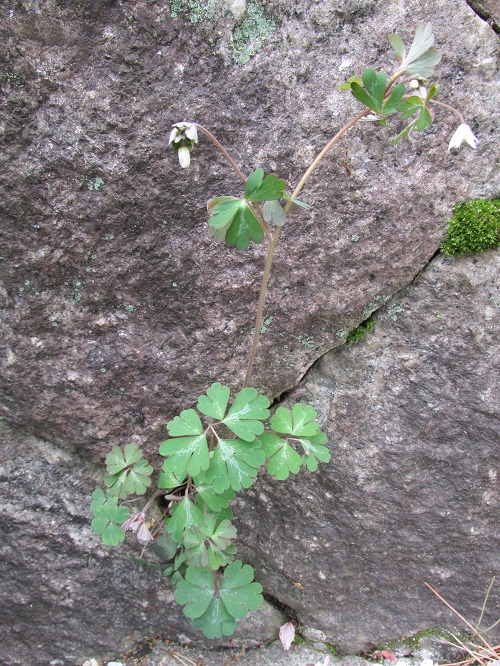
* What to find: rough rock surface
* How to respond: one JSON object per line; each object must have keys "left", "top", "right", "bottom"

{"left": 0, "top": 0, "right": 499, "bottom": 664}
{"left": 1, "top": 0, "right": 498, "bottom": 459}
{"left": 235, "top": 249, "right": 500, "bottom": 652}
{"left": 0, "top": 419, "right": 286, "bottom": 666}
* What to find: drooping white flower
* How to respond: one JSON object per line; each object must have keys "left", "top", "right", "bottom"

{"left": 169, "top": 122, "right": 198, "bottom": 168}
{"left": 177, "top": 146, "right": 191, "bottom": 168}
{"left": 448, "top": 123, "right": 479, "bottom": 150}
{"left": 168, "top": 122, "right": 198, "bottom": 145}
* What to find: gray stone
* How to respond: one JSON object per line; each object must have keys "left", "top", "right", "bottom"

{"left": 0, "top": 0, "right": 499, "bottom": 664}
{"left": 235, "top": 249, "right": 500, "bottom": 652}
{"left": 0, "top": 420, "right": 286, "bottom": 666}
{"left": 0, "top": 0, "right": 498, "bottom": 460}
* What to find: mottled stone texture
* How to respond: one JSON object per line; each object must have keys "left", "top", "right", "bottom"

{"left": 0, "top": 0, "right": 499, "bottom": 664}
{"left": 0, "top": 420, "right": 286, "bottom": 666}
{"left": 236, "top": 249, "right": 500, "bottom": 652}
{"left": 1, "top": 0, "right": 498, "bottom": 459}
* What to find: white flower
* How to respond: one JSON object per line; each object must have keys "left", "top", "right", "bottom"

{"left": 169, "top": 122, "right": 198, "bottom": 145}
{"left": 448, "top": 123, "right": 479, "bottom": 150}
{"left": 420, "top": 659, "right": 434, "bottom": 666}
{"left": 177, "top": 146, "right": 191, "bottom": 168}
{"left": 409, "top": 79, "right": 420, "bottom": 89}
{"left": 169, "top": 122, "right": 198, "bottom": 168}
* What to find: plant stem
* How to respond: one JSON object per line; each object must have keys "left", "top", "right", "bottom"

{"left": 196, "top": 124, "right": 247, "bottom": 185}
{"left": 196, "top": 124, "right": 271, "bottom": 238}
{"left": 429, "top": 99, "right": 465, "bottom": 124}
{"left": 243, "top": 108, "right": 369, "bottom": 387}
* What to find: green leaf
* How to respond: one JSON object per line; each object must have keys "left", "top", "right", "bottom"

{"left": 244, "top": 168, "right": 264, "bottom": 198}
{"left": 167, "top": 497, "right": 204, "bottom": 543}
{"left": 195, "top": 483, "right": 236, "bottom": 513}
{"left": 283, "top": 192, "right": 311, "bottom": 209}
{"left": 104, "top": 443, "right": 153, "bottom": 498}
{"left": 260, "top": 433, "right": 303, "bottom": 480}
{"left": 223, "top": 387, "right": 270, "bottom": 441}
{"left": 270, "top": 403, "right": 320, "bottom": 438}
{"left": 152, "top": 532, "right": 178, "bottom": 562}
{"left": 175, "top": 560, "right": 263, "bottom": 638}
{"left": 204, "top": 439, "right": 265, "bottom": 493}
{"left": 191, "top": 597, "right": 236, "bottom": 638}
{"left": 299, "top": 431, "right": 331, "bottom": 471}
{"left": 263, "top": 200, "right": 286, "bottom": 227}
{"left": 382, "top": 83, "right": 406, "bottom": 115}
{"left": 405, "top": 49, "right": 441, "bottom": 78}
{"left": 208, "top": 198, "right": 245, "bottom": 230}
{"left": 174, "top": 566, "right": 215, "bottom": 618}
{"left": 362, "top": 69, "right": 387, "bottom": 110}
{"left": 197, "top": 383, "right": 230, "bottom": 420}
{"left": 167, "top": 409, "right": 204, "bottom": 437}
{"left": 336, "top": 74, "right": 363, "bottom": 91}
{"left": 158, "top": 469, "right": 186, "bottom": 489}
{"left": 160, "top": 409, "right": 209, "bottom": 478}
{"left": 90, "top": 488, "right": 129, "bottom": 546}
{"left": 391, "top": 119, "right": 418, "bottom": 146}
{"left": 350, "top": 82, "right": 379, "bottom": 114}
{"left": 225, "top": 203, "right": 264, "bottom": 250}
{"left": 397, "top": 97, "right": 423, "bottom": 120}
{"left": 183, "top": 515, "right": 237, "bottom": 570}
{"left": 390, "top": 23, "right": 442, "bottom": 78}
{"left": 245, "top": 169, "right": 286, "bottom": 201}
{"left": 388, "top": 33, "right": 406, "bottom": 60}
{"left": 219, "top": 560, "right": 263, "bottom": 619}
{"left": 416, "top": 105, "right": 433, "bottom": 132}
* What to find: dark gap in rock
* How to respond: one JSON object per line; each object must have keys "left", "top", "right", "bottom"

{"left": 466, "top": 0, "right": 500, "bottom": 34}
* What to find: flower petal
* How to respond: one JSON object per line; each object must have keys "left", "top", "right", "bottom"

{"left": 178, "top": 146, "right": 191, "bottom": 168}
{"left": 279, "top": 622, "right": 295, "bottom": 650}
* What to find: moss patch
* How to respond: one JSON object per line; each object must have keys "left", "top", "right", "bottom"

{"left": 347, "top": 318, "right": 375, "bottom": 343}
{"left": 230, "top": 1, "right": 276, "bottom": 65}
{"left": 440, "top": 198, "right": 500, "bottom": 255}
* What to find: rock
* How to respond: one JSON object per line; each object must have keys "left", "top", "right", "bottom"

{"left": 0, "top": 0, "right": 498, "bottom": 460}
{"left": 235, "top": 249, "right": 500, "bottom": 652}
{"left": 0, "top": 420, "right": 286, "bottom": 666}
{"left": 0, "top": 0, "right": 498, "bottom": 663}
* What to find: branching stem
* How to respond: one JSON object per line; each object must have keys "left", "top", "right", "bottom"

{"left": 242, "top": 108, "right": 370, "bottom": 387}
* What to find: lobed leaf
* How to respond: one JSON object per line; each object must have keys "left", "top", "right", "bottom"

{"left": 245, "top": 169, "right": 286, "bottom": 201}
{"left": 382, "top": 83, "right": 406, "bottom": 115}
{"left": 224, "top": 203, "right": 264, "bottom": 250}
{"left": 183, "top": 515, "right": 237, "bottom": 570}
{"left": 175, "top": 560, "right": 263, "bottom": 638}
{"left": 167, "top": 497, "right": 204, "bottom": 543}
{"left": 203, "top": 438, "right": 265, "bottom": 493}
{"left": 195, "top": 483, "right": 236, "bottom": 513}
{"left": 260, "top": 432, "right": 303, "bottom": 480}
{"left": 223, "top": 387, "right": 270, "bottom": 441}
{"left": 299, "top": 431, "right": 331, "bottom": 471}
{"left": 390, "top": 23, "right": 442, "bottom": 78}
{"left": 160, "top": 409, "right": 209, "bottom": 478}
{"left": 197, "top": 383, "right": 230, "bottom": 420}
{"left": 90, "top": 488, "right": 129, "bottom": 546}
{"left": 270, "top": 403, "right": 320, "bottom": 438}
{"left": 263, "top": 200, "right": 286, "bottom": 227}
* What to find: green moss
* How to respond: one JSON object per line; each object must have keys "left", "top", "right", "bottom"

{"left": 170, "top": 0, "right": 214, "bottom": 24}
{"left": 380, "top": 627, "right": 471, "bottom": 651}
{"left": 347, "top": 319, "right": 375, "bottom": 343}
{"left": 230, "top": 1, "right": 276, "bottom": 65}
{"left": 293, "top": 633, "right": 309, "bottom": 646}
{"left": 325, "top": 642, "right": 339, "bottom": 656}
{"left": 440, "top": 198, "right": 500, "bottom": 255}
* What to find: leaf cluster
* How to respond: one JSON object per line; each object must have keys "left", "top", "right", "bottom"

{"left": 207, "top": 168, "right": 289, "bottom": 250}
{"left": 88, "top": 384, "right": 330, "bottom": 637}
